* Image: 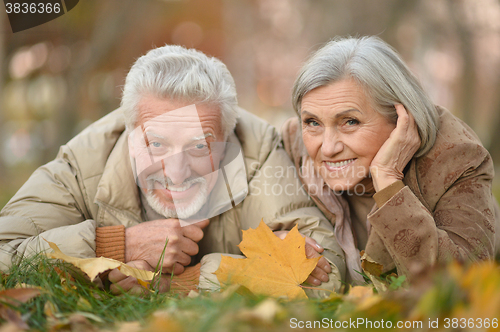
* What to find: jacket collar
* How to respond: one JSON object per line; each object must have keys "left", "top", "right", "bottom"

{"left": 94, "top": 130, "right": 143, "bottom": 226}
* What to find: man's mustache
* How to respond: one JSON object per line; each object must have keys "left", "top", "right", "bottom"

{"left": 146, "top": 173, "right": 206, "bottom": 190}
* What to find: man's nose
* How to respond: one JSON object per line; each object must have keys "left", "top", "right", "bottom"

{"left": 162, "top": 151, "right": 191, "bottom": 185}
{"left": 321, "top": 127, "right": 344, "bottom": 157}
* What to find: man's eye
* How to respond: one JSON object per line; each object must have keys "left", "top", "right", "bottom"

{"left": 151, "top": 142, "right": 162, "bottom": 148}
{"left": 304, "top": 119, "right": 320, "bottom": 127}
{"left": 195, "top": 143, "right": 208, "bottom": 149}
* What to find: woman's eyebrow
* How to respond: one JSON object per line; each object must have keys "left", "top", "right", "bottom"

{"left": 334, "top": 109, "right": 361, "bottom": 118}
{"left": 301, "top": 109, "right": 361, "bottom": 118}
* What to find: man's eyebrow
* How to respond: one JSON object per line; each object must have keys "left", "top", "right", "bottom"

{"left": 143, "top": 132, "right": 214, "bottom": 142}
{"left": 191, "top": 133, "right": 214, "bottom": 141}
{"left": 144, "top": 131, "right": 166, "bottom": 140}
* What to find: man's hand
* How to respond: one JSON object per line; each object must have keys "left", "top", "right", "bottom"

{"left": 274, "top": 231, "right": 332, "bottom": 286}
{"left": 125, "top": 219, "right": 209, "bottom": 275}
{"left": 108, "top": 260, "right": 170, "bottom": 295}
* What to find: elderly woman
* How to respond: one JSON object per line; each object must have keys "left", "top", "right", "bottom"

{"left": 282, "top": 36, "right": 500, "bottom": 284}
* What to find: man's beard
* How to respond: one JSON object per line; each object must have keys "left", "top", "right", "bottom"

{"left": 144, "top": 174, "right": 209, "bottom": 219}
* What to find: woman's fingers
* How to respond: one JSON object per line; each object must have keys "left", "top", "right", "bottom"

{"left": 306, "top": 265, "right": 329, "bottom": 285}
{"left": 305, "top": 237, "right": 324, "bottom": 253}
{"left": 304, "top": 243, "right": 331, "bottom": 285}
{"left": 370, "top": 104, "right": 421, "bottom": 191}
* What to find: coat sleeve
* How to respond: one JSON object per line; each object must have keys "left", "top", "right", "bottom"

{"left": 0, "top": 156, "right": 97, "bottom": 272}
{"left": 366, "top": 142, "right": 495, "bottom": 279}
{"left": 239, "top": 140, "right": 346, "bottom": 295}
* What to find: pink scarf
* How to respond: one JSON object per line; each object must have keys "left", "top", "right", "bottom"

{"left": 300, "top": 157, "right": 366, "bottom": 284}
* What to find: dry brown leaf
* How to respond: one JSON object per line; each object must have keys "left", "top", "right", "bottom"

{"left": 236, "top": 298, "right": 284, "bottom": 323}
{"left": 214, "top": 221, "right": 320, "bottom": 300}
{"left": 360, "top": 250, "right": 388, "bottom": 293}
{"left": 360, "top": 250, "right": 383, "bottom": 277}
{"left": 0, "top": 288, "right": 42, "bottom": 306}
{"left": 0, "top": 288, "right": 41, "bottom": 329}
{"left": 45, "top": 240, "right": 157, "bottom": 283}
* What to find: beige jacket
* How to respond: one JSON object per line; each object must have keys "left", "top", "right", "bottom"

{"left": 0, "top": 107, "right": 345, "bottom": 295}
{"left": 282, "top": 106, "right": 500, "bottom": 281}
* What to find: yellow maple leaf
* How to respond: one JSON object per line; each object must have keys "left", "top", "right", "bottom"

{"left": 214, "top": 221, "right": 320, "bottom": 300}
{"left": 45, "top": 240, "right": 157, "bottom": 283}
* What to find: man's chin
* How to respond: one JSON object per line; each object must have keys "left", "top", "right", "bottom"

{"left": 145, "top": 190, "right": 208, "bottom": 220}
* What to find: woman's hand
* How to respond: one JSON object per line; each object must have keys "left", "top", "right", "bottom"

{"left": 108, "top": 260, "right": 170, "bottom": 295}
{"left": 370, "top": 104, "right": 421, "bottom": 192}
{"left": 274, "top": 231, "right": 332, "bottom": 286}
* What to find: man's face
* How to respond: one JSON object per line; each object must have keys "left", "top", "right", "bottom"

{"left": 129, "top": 95, "right": 225, "bottom": 220}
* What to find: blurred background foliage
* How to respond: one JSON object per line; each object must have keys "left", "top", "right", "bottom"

{"left": 1, "top": 0, "right": 500, "bottom": 208}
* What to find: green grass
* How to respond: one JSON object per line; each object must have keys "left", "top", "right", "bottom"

{"left": 0, "top": 255, "right": 171, "bottom": 330}
{"left": 2, "top": 256, "right": 500, "bottom": 331}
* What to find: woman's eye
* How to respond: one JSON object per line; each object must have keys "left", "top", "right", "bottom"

{"left": 346, "top": 119, "right": 359, "bottom": 126}
{"left": 195, "top": 143, "right": 207, "bottom": 149}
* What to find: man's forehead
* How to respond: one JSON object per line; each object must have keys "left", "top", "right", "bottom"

{"left": 141, "top": 104, "right": 201, "bottom": 127}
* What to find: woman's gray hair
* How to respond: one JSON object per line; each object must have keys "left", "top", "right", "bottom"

{"left": 292, "top": 36, "right": 439, "bottom": 157}
{"left": 121, "top": 45, "right": 238, "bottom": 140}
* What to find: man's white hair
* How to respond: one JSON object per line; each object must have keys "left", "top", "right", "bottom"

{"left": 121, "top": 45, "right": 238, "bottom": 140}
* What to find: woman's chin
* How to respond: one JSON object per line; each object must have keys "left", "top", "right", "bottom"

{"left": 324, "top": 179, "right": 373, "bottom": 195}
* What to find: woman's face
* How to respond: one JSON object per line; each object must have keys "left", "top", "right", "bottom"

{"left": 300, "top": 79, "right": 396, "bottom": 193}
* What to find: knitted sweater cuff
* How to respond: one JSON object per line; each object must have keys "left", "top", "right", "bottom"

{"left": 95, "top": 225, "right": 126, "bottom": 262}
{"left": 170, "top": 263, "right": 201, "bottom": 295}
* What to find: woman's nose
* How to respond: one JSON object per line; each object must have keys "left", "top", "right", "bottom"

{"left": 321, "top": 128, "right": 344, "bottom": 157}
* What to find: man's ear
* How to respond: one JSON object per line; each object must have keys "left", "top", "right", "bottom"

{"left": 128, "top": 131, "right": 135, "bottom": 159}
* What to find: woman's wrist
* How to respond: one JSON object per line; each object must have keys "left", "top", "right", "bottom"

{"left": 371, "top": 171, "right": 401, "bottom": 192}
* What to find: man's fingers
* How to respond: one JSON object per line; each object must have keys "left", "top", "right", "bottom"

{"left": 110, "top": 277, "right": 145, "bottom": 296}
{"left": 127, "top": 260, "right": 153, "bottom": 271}
{"left": 160, "top": 251, "right": 191, "bottom": 274}
{"left": 177, "top": 237, "right": 199, "bottom": 256}
{"left": 108, "top": 268, "right": 127, "bottom": 284}
{"left": 161, "top": 263, "right": 185, "bottom": 276}
{"left": 194, "top": 219, "right": 210, "bottom": 229}
{"left": 182, "top": 224, "right": 205, "bottom": 242}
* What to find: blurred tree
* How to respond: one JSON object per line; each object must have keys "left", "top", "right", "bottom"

{"left": 1, "top": 0, "right": 499, "bottom": 208}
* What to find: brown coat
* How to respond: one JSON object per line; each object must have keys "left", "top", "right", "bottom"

{"left": 282, "top": 106, "right": 500, "bottom": 280}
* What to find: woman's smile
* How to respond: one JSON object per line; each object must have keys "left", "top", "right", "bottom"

{"left": 301, "top": 79, "right": 396, "bottom": 192}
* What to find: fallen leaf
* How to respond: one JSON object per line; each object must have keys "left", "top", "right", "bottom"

{"left": 346, "top": 285, "right": 374, "bottom": 302}
{"left": 0, "top": 322, "right": 24, "bottom": 332}
{"left": 236, "top": 298, "right": 284, "bottom": 323}
{"left": 45, "top": 240, "right": 157, "bottom": 283}
{"left": 360, "top": 251, "right": 387, "bottom": 293}
{"left": 0, "top": 288, "right": 42, "bottom": 305}
{"left": 0, "top": 288, "right": 41, "bottom": 329}
{"left": 214, "top": 221, "right": 320, "bottom": 300}
{"left": 360, "top": 250, "right": 383, "bottom": 277}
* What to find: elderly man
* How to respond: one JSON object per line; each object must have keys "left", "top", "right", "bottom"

{"left": 0, "top": 45, "right": 344, "bottom": 295}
